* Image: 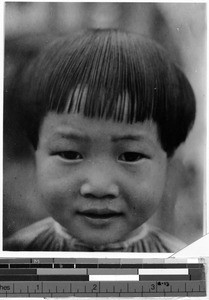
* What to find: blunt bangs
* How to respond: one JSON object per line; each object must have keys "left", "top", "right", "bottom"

{"left": 19, "top": 29, "right": 196, "bottom": 155}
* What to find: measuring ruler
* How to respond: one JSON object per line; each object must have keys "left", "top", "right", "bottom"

{"left": 0, "top": 258, "right": 206, "bottom": 297}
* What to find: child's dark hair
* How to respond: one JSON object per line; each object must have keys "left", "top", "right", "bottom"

{"left": 15, "top": 29, "right": 196, "bottom": 156}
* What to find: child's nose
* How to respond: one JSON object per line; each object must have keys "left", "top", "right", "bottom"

{"left": 80, "top": 168, "right": 119, "bottom": 199}
{"left": 80, "top": 182, "right": 119, "bottom": 199}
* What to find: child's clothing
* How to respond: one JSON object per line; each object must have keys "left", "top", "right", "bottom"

{"left": 4, "top": 217, "right": 185, "bottom": 252}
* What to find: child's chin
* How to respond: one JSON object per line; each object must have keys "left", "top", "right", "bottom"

{"left": 77, "top": 232, "right": 123, "bottom": 248}
{"left": 63, "top": 216, "right": 129, "bottom": 247}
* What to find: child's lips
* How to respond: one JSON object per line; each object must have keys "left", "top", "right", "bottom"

{"left": 77, "top": 209, "right": 123, "bottom": 226}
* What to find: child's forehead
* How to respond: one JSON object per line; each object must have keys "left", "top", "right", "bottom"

{"left": 41, "top": 111, "right": 159, "bottom": 144}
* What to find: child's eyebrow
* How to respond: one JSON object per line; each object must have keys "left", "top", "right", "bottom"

{"left": 111, "top": 134, "right": 150, "bottom": 142}
{"left": 51, "top": 131, "right": 89, "bottom": 142}
{"left": 111, "top": 134, "right": 157, "bottom": 148}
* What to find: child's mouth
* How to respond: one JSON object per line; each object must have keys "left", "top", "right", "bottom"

{"left": 78, "top": 209, "right": 123, "bottom": 226}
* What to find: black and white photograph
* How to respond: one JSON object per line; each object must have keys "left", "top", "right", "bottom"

{"left": 3, "top": 2, "right": 206, "bottom": 252}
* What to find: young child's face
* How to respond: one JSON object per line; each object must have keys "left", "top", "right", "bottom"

{"left": 35, "top": 112, "right": 168, "bottom": 246}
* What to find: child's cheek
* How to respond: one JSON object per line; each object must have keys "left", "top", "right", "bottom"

{"left": 122, "top": 161, "right": 167, "bottom": 226}
{"left": 36, "top": 164, "right": 81, "bottom": 220}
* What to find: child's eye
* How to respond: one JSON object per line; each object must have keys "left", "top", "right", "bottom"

{"left": 118, "top": 152, "right": 147, "bottom": 162}
{"left": 57, "top": 151, "right": 83, "bottom": 160}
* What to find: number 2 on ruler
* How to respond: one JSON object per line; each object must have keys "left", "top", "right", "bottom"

{"left": 92, "top": 284, "right": 98, "bottom": 292}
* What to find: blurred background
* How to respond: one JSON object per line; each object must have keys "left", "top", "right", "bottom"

{"left": 3, "top": 2, "right": 206, "bottom": 247}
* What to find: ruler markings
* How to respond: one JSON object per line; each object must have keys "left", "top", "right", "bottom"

{"left": 0, "top": 280, "right": 206, "bottom": 291}
{"left": 0, "top": 259, "right": 205, "bottom": 297}
{"left": 0, "top": 289, "right": 206, "bottom": 298}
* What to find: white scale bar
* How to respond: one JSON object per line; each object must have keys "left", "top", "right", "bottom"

{"left": 138, "top": 268, "right": 188, "bottom": 275}
{"left": 89, "top": 275, "right": 139, "bottom": 281}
